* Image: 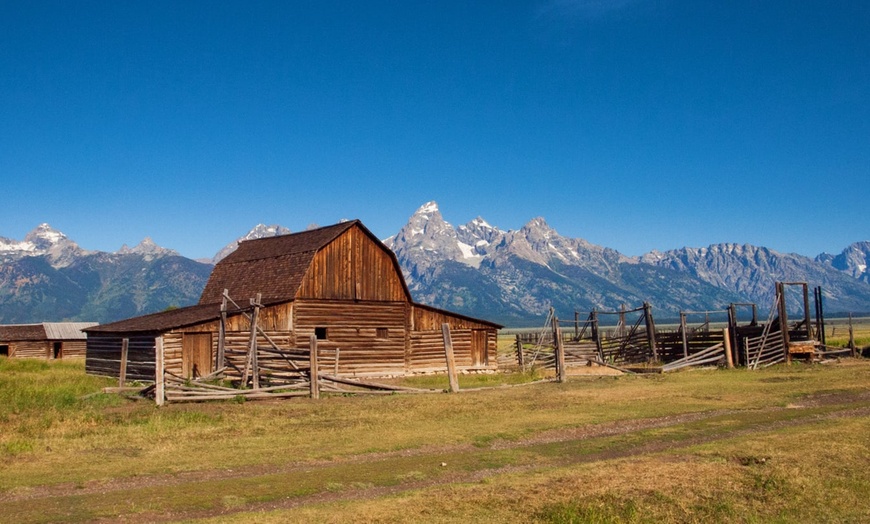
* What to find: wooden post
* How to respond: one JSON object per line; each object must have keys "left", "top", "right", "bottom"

{"left": 119, "top": 338, "right": 129, "bottom": 387}
{"left": 216, "top": 291, "right": 227, "bottom": 370}
{"left": 644, "top": 302, "right": 658, "bottom": 362}
{"left": 591, "top": 309, "right": 603, "bottom": 361}
{"left": 515, "top": 334, "right": 525, "bottom": 369}
{"left": 722, "top": 328, "right": 734, "bottom": 369}
{"left": 248, "top": 293, "right": 262, "bottom": 389}
{"left": 801, "top": 283, "right": 812, "bottom": 339}
{"left": 554, "top": 319, "right": 566, "bottom": 383}
{"left": 848, "top": 313, "right": 856, "bottom": 358}
{"left": 309, "top": 334, "right": 320, "bottom": 399}
{"left": 777, "top": 283, "right": 791, "bottom": 363}
{"left": 442, "top": 323, "right": 459, "bottom": 393}
{"left": 574, "top": 311, "right": 579, "bottom": 340}
{"left": 680, "top": 312, "right": 689, "bottom": 359}
{"left": 155, "top": 336, "right": 165, "bottom": 406}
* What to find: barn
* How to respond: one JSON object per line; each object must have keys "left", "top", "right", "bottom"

{"left": 85, "top": 220, "right": 501, "bottom": 383}
{"left": 0, "top": 322, "right": 97, "bottom": 359}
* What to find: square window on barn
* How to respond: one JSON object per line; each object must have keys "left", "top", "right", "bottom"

{"left": 315, "top": 327, "right": 328, "bottom": 340}
{"left": 376, "top": 328, "right": 388, "bottom": 339}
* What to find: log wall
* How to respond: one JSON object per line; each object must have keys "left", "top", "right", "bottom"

{"left": 58, "top": 340, "right": 87, "bottom": 358}
{"left": 5, "top": 341, "right": 49, "bottom": 358}
{"left": 85, "top": 335, "right": 157, "bottom": 381}
{"left": 294, "top": 300, "right": 408, "bottom": 376}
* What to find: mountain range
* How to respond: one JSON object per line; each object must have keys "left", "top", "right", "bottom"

{"left": 2, "top": 203, "right": 869, "bottom": 326}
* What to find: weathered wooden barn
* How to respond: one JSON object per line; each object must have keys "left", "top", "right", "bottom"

{"left": 85, "top": 220, "right": 501, "bottom": 383}
{"left": 0, "top": 322, "right": 97, "bottom": 359}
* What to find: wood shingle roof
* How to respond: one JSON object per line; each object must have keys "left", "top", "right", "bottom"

{"left": 198, "top": 220, "right": 359, "bottom": 304}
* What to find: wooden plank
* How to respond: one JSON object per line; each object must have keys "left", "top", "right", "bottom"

{"left": 442, "top": 323, "right": 459, "bottom": 393}
{"left": 155, "top": 336, "right": 165, "bottom": 406}
{"left": 309, "top": 334, "right": 319, "bottom": 399}
{"left": 723, "top": 328, "right": 734, "bottom": 368}
{"left": 553, "top": 320, "right": 566, "bottom": 383}
{"left": 118, "top": 338, "right": 129, "bottom": 387}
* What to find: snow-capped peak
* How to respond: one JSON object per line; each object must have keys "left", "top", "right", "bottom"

{"left": 117, "top": 237, "right": 179, "bottom": 258}
{"left": 212, "top": 223, "right": 292, "bottom": 264}
{"left": 417, "top": 201, "right": 439, "bottom": 215}
{"left": 0, "top": 224, "right": 86, "bottom": 268}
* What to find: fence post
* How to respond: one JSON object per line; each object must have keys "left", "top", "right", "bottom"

{"left": 216, "top": 291, "right": 227, "bottom": 370}
{"left": 309, "top": 334, "right": 320, "bottom": 399}
{"left": 644, "top": 302, "right": 658, "bottom": 362}
{"left": 722, "top": 328, "right": 734, "bottom": 369}
{"left": 777, "top": 283, "right": 791, "bottom": 363}
{"left": 442, "top": 324, "right": 459, "bottom": 392}
{"left": 515, "top": 334, "right": 525, "bottom": 370}
{"left": 848, "top": 313, "right": 856, "bottom": 358}
{"left": 554, "top": 319, "right": 566, "bottom": 383}
{"left": 119, "top": 338, "right": 129, "bottom": 388}
{"left": 155, "top": 336, "right": 165, "bottom": 406}
{"left": 680, "top": 312, "right": 689, "bottom": 359}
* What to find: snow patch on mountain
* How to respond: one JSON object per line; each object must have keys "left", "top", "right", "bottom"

{"left": 212, "top": 224, "right": 293, "bottom": 264}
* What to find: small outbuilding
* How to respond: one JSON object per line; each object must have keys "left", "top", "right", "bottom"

{"left": 85, "top": 220, "right": 501, "bottom": 383}
{"left": 0, "top": 322, "right": 98, "bottom": 359}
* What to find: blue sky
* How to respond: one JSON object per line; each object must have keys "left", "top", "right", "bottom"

{"left": 1, "top": 1, "right": 867, "bottom": 260}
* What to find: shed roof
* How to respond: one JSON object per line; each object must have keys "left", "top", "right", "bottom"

{"left": 84, "top": 303, "right": 247, "bottom": 334}
{"left": 0, "top": 322, "right": 98, "bottom": 341}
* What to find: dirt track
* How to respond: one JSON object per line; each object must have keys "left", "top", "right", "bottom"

{"left": 5, "top": 389, "right": 869, "bottom": 523}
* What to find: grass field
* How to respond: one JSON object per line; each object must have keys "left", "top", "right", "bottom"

{"left": 1, "top": 355, "right": 869, "bottom": 523}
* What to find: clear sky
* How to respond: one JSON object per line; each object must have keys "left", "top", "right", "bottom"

{"left": 1, "top": 1, "right": 867, "bottom": 260}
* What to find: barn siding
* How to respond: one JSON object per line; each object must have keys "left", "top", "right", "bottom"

{"left": 294, "top": 300, "right": 407, "bottom": 376}
{"left": 298, "top": 228, "right": 407, "bottom": 302}
{"left": 7, "top": 341, "right": 50, "bottom": 358}
{"left": 85, "top": 335, "right": 157, "bottom": 381}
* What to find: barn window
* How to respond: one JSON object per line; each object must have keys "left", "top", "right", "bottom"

{"left": 376, "top": 328, "right": 389, "bottom": 339}
{"left": 0, "top": 345, "right": 8, "bottom": 356}
{"left": 315, "top": 327, "right": 328, "bottom": 340}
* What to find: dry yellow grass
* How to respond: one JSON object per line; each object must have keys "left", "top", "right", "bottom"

{"left": 1, "top": 357, "right": 868, "bottom": 523}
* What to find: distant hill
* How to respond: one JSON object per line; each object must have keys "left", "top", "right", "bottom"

{"left": 2, "top": 210, "right": 869, "bottom": 326}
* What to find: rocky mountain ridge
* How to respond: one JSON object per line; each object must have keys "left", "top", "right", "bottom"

{"left": 1, "top": 207, "right": 868, "bottom": 326}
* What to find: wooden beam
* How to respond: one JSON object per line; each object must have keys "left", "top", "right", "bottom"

{"left": 119, "top": 338, "right": 129, "bottom": 388}
{"left": 442, "top": 323, "right": 459, "bottom": 393}
{"left": 309, "top": 334, "right": 320, "bottom": 399}
{"left": 216, "top": 291, "right": 227, "bottom": 370}
{"left": 155, "top": 336, "right": 165, "bottom": 406}
{"left": 554, "top": 319, "right": 566, "bottom": 383}
{"left": 248, "top": 293, "right": 262, "bottom": 389}
{"left": 515, "top": 334, "right": 525, "bottom": 369}
{"left": 722, "top": 328, "right": 735, "bottom": 369}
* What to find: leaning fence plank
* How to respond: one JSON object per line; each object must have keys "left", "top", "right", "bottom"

{"left": 442, "top": 323, "right": 459, "bottom": 393}
{"left": 309, "top": 334, "right": 320, "bottom": 400}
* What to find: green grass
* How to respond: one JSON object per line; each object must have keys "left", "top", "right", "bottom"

{"left": 0, "top": 356, "right": 868, "bottom": 522}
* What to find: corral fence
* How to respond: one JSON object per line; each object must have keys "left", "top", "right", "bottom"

{"left": 512, "top": 282, "right": 845, "bottom": 374}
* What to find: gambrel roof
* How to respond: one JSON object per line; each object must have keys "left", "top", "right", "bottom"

{"left": 199, "top": 220, "right": 411, "bottom": 304}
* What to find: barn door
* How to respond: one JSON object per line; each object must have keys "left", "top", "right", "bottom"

{"left": 182, "top": 333, "right": 213, "bottom": 379}
{"left": 471, "top": 329, "right": 488, "bottom": 367}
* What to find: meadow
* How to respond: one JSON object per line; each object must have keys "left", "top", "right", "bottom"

{"left": 1, "top": 351, "right": 868, "bottom": 523}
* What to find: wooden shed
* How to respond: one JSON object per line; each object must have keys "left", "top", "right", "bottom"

{"left": 85, "top": 220, "right": 501, "bottom": 382}
{"left": 0, "top": 322, "right": 97, "bottom": 359}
